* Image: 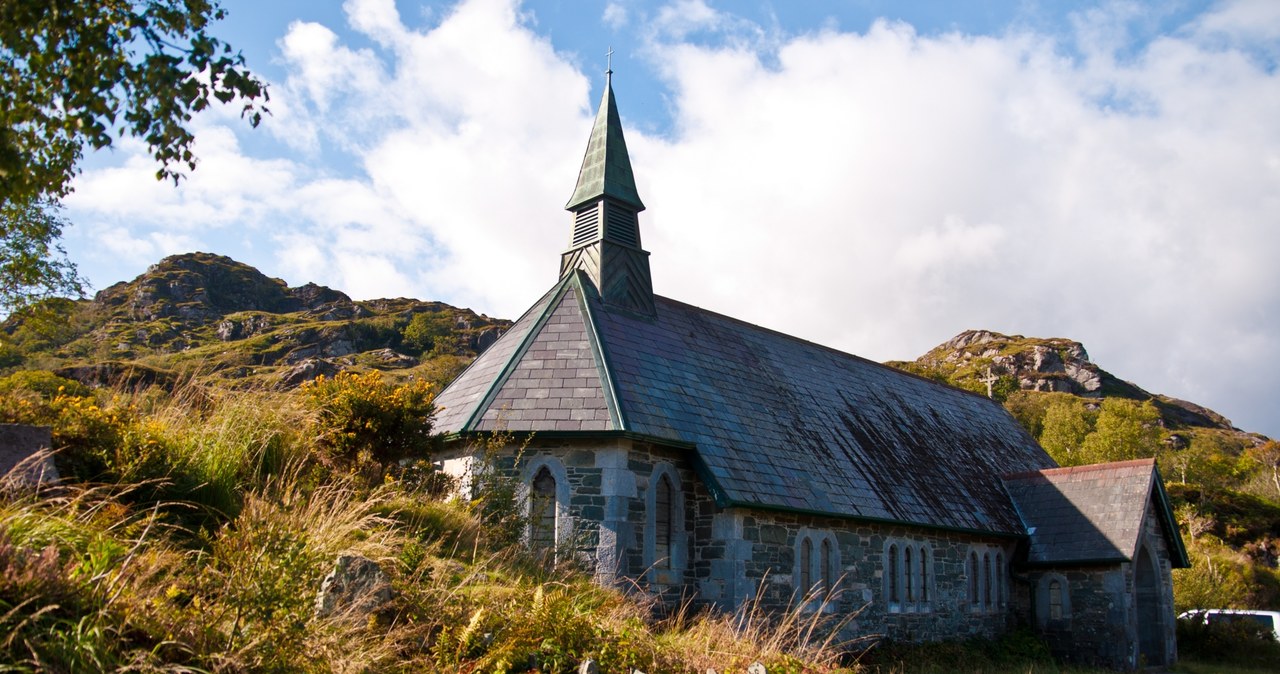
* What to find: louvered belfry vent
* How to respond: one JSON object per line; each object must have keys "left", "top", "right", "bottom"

{"left": 605, "top": 202, "right": 639, "bottom": 248}
{"left": 572, "top": 206, "right": 600, "bottom": 247}
{"left": 560, "top": 71, "right": 655, "bottom": 316}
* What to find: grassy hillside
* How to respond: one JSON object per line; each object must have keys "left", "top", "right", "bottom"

{"left": 0, "top": 373, "right": 862, "bottom": 672}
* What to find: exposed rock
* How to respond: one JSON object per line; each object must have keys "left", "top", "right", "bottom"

{"left": 291, "top": 282, "right": 350, "bottom": 310}
{"left": 278, "top": 358, "right": 342, "bottom": 388}
{"left": 747, "top": 664, "right": 767, "bottom": 674}
{"left": 471, "top": 327, "right": 504, "bottom": 353}
{"left": 365, "top": 348, "right": 418, "bottom": 369}
{"left": 216, "top": 314, "right": 274, "bottom": 341}
{"left": 4, "top": 251, "right": 513, "bottom": 388}
{"left": 923, "top": 330, "right": 1105, "bottom": 398}
{"left": 314, "top": 554, "right": 393, "bottom": 619}
{"left": 578, "top": 659, "right": 599, "bottom": 674}
{"left": 55, "top": 362, "right": 178, "bottom": 392}
{"left": 306, "top": 301, "right": 371, "bottom": 321}
{"left": 0, "top": 425, "right": 58, "bottom": 489}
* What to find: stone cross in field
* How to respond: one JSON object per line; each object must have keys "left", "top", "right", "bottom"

{"left": 980, "top": 366, "right": 1000, "bottom": 399}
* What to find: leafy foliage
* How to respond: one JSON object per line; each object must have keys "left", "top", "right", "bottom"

{"left": 0, "top": 199, "right": 86, "bottom": 314}
{"left": 301, "top": 371, "right": 436, "bottom": 469}
{"left": 0, "top": 0, "right": 267, "bottom": 204}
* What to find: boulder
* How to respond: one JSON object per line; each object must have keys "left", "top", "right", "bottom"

{"left": 277, "top": 358, "right": 342, "bottom": 388}
{"left": 315, "top": 554, "right": 393, "bottom": 619}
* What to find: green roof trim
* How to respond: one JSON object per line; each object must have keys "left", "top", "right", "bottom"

{"left": 459, "top": 275, "right": 575, "bottom": 431}
{"left": 565, "top": 73, "right": 645, "bottom": 212}
{"left": 572, "top": 271, "right": 628, "bottom": 430}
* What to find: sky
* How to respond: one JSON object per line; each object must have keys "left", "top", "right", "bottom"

{"left": 60, "top": 0, "right": 1280, "bottom": 438}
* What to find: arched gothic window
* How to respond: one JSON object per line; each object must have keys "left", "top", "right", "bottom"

{"left": 887, "top": 544, "right": 900, "bottom": 603}
{"left": 654, "top": 474, "right": 673, "bottom": 567}
{"left": 919, "top": 547, "right": 930, "bottom": 602}
{"left": 996, "top": 551, "right": 1006, "bottom": 607}
{"left": 1049, "top": 580, "right": 1063, "bottom": 620}
{"left": 799, "top": 536, "right": 813, "bottom": 595}
{"left": 983, "top": 552, "right": 993, "bottom": 607}
{"left": 645, "top": 463, "right": 687, "bottom": 585}
{"left": 820, "top": 538, "right": 834, "bottom": 595}
{"left": 530, "top": 466, "right": 557, "bottom": 554}
{"left": 904, "top": 546, "right": 914, "bottom": 601}
{"left": 795, "top": 529, "right": 840, "bottom": 610}
{"left": 969, "top": 551, "right": 980, "bottom": 605}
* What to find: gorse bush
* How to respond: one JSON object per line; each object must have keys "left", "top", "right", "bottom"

{"left": 301, "top": 371, "right": 436, "bottom": 470}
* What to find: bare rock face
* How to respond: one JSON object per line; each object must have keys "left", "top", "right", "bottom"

{"left": 315, "top": 554, "right": 393, "bottom": 619}
{"left": 216, "top": 315, "right": 275, "bottom": 341}
{"left": 925, "top": 330, "right": 1105, "bottom": 397}
{"left": 365, "top": 348, "right": 418, "bottom": 369}
{"left": 277, "top": 358, "right": 342, "bottom": 388}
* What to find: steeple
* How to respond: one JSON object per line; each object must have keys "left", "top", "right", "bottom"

{"left": 560, "top": 64, "right": 655, "bottom": 316}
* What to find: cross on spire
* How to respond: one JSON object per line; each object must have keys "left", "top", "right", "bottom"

{"left": 606, "top": 47, "right": 614, "bottom": 74}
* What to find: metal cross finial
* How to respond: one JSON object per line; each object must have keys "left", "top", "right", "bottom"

{"left": 606, "top": 46, "right": 614, "bottom": 75}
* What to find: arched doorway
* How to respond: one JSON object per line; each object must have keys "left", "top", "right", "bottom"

{"left": 1135, "top": 545, "right": 1167, "bottom": 666}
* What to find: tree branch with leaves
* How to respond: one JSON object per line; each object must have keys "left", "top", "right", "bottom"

{"left": 1, "top": 0, "right": 268, "bottom": 313}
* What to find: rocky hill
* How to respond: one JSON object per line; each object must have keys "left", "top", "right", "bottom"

{"left": 887, "top": 329, "right": 1242, "bottom": 434}
{"left": 0, "top": 252, "right": 510, "bottom": 390}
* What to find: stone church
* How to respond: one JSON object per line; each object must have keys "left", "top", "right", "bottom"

{"left": 432, "top": 72, "right": 1189, "bottom": 671}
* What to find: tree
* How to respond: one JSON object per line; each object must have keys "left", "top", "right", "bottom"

{"left": 1039, "top": 396, "right": 1092, "bottom": 466}
{"left": 1, "top": 198, "right": 85, "bottom": 312}
{"left": 1, "top": 0, "right": 268, "bottom": 203}
{"left": 1245, "top": 441, "right": 1280, "bottom": 499}
{"left": 1, "top": 1, "right": 267, "bottom": 313}
{"left": 1079, "top": 397, "right": 1163, "bottom": 463}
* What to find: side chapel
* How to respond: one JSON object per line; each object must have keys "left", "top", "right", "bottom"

{"left": 432, "top": 70, "right": 1190, "bottom": 671}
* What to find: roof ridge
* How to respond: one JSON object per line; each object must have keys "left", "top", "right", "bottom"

{"left": 1003, "top": 457, "right": 1156, "bottom": 481}
{"left": 649, "top": 294, "right": 1020, "bottom": 411}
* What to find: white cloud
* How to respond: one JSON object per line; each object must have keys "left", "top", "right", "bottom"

{"left": 603, "top": 2, "right": 628, "bottom": 29}
{"left": 62, "top": 0, "right": 1280, "bottom": 439}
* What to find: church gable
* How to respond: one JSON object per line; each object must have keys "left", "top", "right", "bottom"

{"left": 432, "top": 282, "right": 565, "bottom": 432}
{"left": 474, "top": 281, "right": 615, "bottom": 432}
{"left": 1002, "top": 458, "right": 1190, "bottom": 567}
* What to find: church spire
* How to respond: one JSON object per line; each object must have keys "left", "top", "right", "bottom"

{"left": 565, "top": 68, "right": 645, "bottom": 212}
{"left": 560, "top": 61, "right": 655, "bottom": 316}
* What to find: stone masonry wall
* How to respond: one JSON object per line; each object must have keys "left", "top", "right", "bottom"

{"left": 1028, "top": 502, "right": 1180, "bottom": 671}
{"left": 438, "top": 437, "right": 1022, "bottom": 643}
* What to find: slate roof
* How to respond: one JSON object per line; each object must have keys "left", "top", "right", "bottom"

{"left": 1002, "top": 458, "right": 1190, "bottom": 567}
{"left": 434, "top": 271, "right": 1058, "bottom": 535}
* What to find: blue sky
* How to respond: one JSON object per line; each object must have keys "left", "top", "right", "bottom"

{"left": 61, "top": 0, "right": 1280, "bottom": 438}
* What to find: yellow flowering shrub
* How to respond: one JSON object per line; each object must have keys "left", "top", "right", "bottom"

{"left": 300, "top": 371, "right": 436, "bottom": 467}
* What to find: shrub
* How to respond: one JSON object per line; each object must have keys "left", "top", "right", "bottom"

{"left": 301, "top": 371, "right": 437, "bottom": 471}
{"left": 0, "top": 369, "right": 90, "bottom": 398}
{"left": 1177, "top": 612, "right": 1280, "bottom": 667}
{"left": 401, "top": 311, "right": 457, "bottom": 355}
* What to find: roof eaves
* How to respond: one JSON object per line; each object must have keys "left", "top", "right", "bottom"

{"left": 459, "top": 275, "right": 575, "bottom": 432}
{"left": 571, "top": 271, "right": 628, "bottom": 431}
{"left": 439, "top": 429, "right": 695, "bottom": 449}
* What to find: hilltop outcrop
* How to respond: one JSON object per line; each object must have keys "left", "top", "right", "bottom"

{"left": 1, "top": 252, "right": 510, "bottom": 390}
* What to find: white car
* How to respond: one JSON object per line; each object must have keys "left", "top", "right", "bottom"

{"left": 1179, "top": 609, "right": 1280, "bottom": 641}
